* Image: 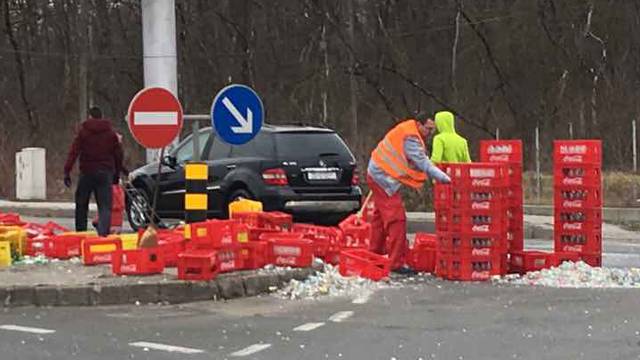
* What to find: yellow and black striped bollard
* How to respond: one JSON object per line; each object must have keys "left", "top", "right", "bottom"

{"left": 184, "top": 162, "right": 208, "bottom": 224}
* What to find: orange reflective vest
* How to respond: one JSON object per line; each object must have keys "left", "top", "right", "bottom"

{"left": 370, "top": 120, "right": 427, "bottom": 189}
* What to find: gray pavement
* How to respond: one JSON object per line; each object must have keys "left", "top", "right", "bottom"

{"left": 2, "top": 280, "right": 640, "bottom": 360}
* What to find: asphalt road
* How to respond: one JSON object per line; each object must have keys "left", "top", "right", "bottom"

{"left": 2, "top": 281, "right": 640, "bottom": 360}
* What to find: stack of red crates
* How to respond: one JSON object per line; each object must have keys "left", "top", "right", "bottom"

{"left": 479, "top": 140, "right": 524, "bottom": 252}
{"left": 553, "top": 140, "right": 603, "bottom": 267}
{"left": 434, "top": 163, "right": 510, "bottom": 281}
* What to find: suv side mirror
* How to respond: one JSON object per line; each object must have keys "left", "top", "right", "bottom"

{"left": 161, "top": 155, "right": 178, "bottom": 169}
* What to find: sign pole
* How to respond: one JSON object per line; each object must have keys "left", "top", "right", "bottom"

{"left": 150, "top": 147, "right": 166, "bottom": 227}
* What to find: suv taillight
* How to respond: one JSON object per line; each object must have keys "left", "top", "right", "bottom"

{"left": 351, "top": 169, "right": 360, "bottom": 185}
{"left": 262, "top": 168, "right": 288, "bottom": 186}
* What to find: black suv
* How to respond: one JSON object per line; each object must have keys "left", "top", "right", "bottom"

{"left": 126, "top": 125, "right": 362, "bottom": 230}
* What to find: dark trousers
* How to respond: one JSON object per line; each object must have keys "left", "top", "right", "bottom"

{"left": 75, "top": 171, "right": 113, "bottom": 236}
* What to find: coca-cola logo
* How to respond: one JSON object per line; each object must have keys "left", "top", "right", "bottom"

{"left": 562, "top": 155, "right": 584, "bottom": 163}
{"left": 563, "top": 223, "right": 583, "bottom": 230}
{"left": 563, "top": 245, "right": 583, "bottom": 252}
{"left": 487, "top": 144, "right": 513, "bottom": 154}
{"left": 512, "top": 256, "right": 523, "bottom": 266}
{"left": 275, "top": 256, "right": 297, "bottom": 266}
{"left": 471, "top": 271, "right": 490, "bottom": 280}
{"left": 472, "top": 225, "right": 490, "bottom": 232}
{"left": 562, "top": 200, "right": 583, "bottom": 208}
{"left": 471, "top": 248, "right": 490, "bottom": 256}
{"left": 471, "top": 179, "right": 492, "bottom": 187}
{"left": 472, "top": 202, "right": 491, "bottom": 210}
{"left": 121, "top": 264, "right": 137, "bottom": 273}
{"left": 489, "top": 154, "right": 510, "bottom": 162}
{"left": 68, "top": 249, "right": 80, "bottom": 256}
{"left": 94, "top": 254, "right": 112, "bottom": 262}
{"left": 563, "top": 177, "right": 583, "bottom": 185}
{"left": 533, "top": 259, "right": 546, "bottom": 267}
{"left": 274, "top": 246, "right": 301, "bottom": 256}
{"left": 220, "top": 260, "right": 236, "bottom": 271}
{"left": 470, "top": 168, "right": 496, "bottom": 178}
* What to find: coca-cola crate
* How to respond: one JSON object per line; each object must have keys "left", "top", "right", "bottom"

{"left": 248, "top": 227, "right": 279, "bottom": 242}
{"left": 581, "top": 253, "right": 602, "bottom": 267}
{"left": 549, "top": 252, "right": 582, "bottom": 267}
{"left": 509, "top": 250, "right": 554, "bottom": 274}
{"left": 553, "top": 140, "right": 601, "bottom": 165}
{"left": 554, "top": 186, "right": 602, "bottom": 209}
{"left": 24, "top": 236, "right": 49, "bottom": 256}
{"left": 407, "top": 244, "right": 437, "bottom": 273}
{"left": 435, "top": 208, "right": 506, "bottom": 234}
{"left": 439, "top": 162, "right": 510, "bottom": 188}
{"left": 292, "top": 224, "right": 342, "bottom": 258}
{"left": 435, "top": 252, "right": 505, "bottom": 281}
{"left": 188, "top": 219, "right": 248, "bottom": 250}
{"left": 433, "top": 184, "right": 506, "bottom": 211}
{"left": 158, "top": 236, "right": 186, "bottom": 268}
{"left": 507, "top": 228, "right": 524, "bottom": 252}
{"left": 506, "top": 187, "right": 524, "bottom": 205}
{"left": 260, "top": 211, "right": 293, "bottom": 231}
{"left": 553, "top": 165, "right": 602, "bottom": 187}
{"left": 260, "top": 232, "right": 314, "bottom": 267}
{"left": 0, "top": 213, "right": 22, "bottom": 225}
{"left": 47, "top": 234, "right": 84, "bottom": 259}
{"left": 240, "top": 241, "right": 268, "bottom": 270}
{"left": 81, "top": 237, "right": 122, "bottom": 265}
{"left": 414, "top": 233, "right": 437, "bottom": 248}
{"left": 177, "top": 249, "right": 218, "bottom": 281}
{"left": 338, "top": 215, "right": 371, "bottom": 248}
{"left": 324, "top": 246, "right": 342, "bottom": 265}
{"left": 232, "top": 212, "right": 263, "bottom": 228}
{"left": 339, "top": 249, "right": 391, "bottom": 281}
{"left": 554, "top": 208, "right": 602, "bottom": 232}
{"left": 554, "top": 230, "right": 602, "bottom": 254}
{"left": 479, "top": 140, "right": 523, "bottom": 164}
{"left": 507, "top": 208, "right": 524, "bottom": 229}
{"left": 507, "top": 165, "right": 523, "bottom": 186}
{"left": 437, "top": 232, "right": 505, "bottom": 255}
{"left": 112, "top": 247, "right": 165, "bottom": 276}
{"left": 216, "top": 246, "right": 243, "bottom": 273}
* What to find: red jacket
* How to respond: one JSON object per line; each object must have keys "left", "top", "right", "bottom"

{"left": 64, "top": 118, "right": 124, "bottom": 176}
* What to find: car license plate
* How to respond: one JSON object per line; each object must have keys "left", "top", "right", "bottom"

{"left": 307, "top": 172, "right": 337, "bottom": 180}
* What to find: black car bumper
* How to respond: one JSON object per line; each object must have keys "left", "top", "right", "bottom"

{"left": 259, "top": 186, "right": 362, "bottom": 215}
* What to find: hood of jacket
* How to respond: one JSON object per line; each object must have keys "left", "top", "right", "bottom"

{"left": 82, "top": 118, "right": 113, "bottom": 134}
{"left": 435, "top": 111, "right": 456, "bottom": 134}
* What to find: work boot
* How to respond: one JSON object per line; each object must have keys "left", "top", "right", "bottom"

{"left": 391, "top": 266, "right": 417, "bottom": 276}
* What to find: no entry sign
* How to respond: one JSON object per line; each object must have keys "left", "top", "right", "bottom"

{"left": 127, "top": 87, "right": 184, "bottom": 149}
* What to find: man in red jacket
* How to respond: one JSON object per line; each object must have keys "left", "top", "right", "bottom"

{"left": 64, "top": 107, "right": 124, "bottom": 236}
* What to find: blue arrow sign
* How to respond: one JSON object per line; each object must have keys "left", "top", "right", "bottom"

{"left": 211, "top": 84, "right": 264, "bottom": 145}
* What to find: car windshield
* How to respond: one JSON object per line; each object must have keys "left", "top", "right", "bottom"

{"left": 274, "top": 132, "right": 353, "bottom": 160}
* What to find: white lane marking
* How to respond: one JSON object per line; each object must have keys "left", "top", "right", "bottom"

{"left": 329, "top": 311, "right": 354, "bottom": 323}
{"left": 293, "top": 322, "right": 325, "bottom": 332}
{"left": 352, "top": 291, "right": 371, "bottom": 304}
{"left": 230, "top": 343, "right": 272, "bottom": 357}
{"left": 133, "top": 112, "right": 178, "bottom": 125}
{"left": 129, "top": 341, "right": 204, "bottom": 354}
{"left": 0, "top": 325, "right": 55, "bottom": 334}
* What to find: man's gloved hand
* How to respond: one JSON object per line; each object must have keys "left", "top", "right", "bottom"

{"left": 64, "top": 175, "right": 72, "bottom": 188}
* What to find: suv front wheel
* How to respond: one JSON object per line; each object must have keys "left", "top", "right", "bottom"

{"left": 126, "top": 187, "right": 152, "bottom": 231}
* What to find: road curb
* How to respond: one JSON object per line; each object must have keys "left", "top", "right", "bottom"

{"left": 0, "top": 269, "right": 313, "bottom": 308}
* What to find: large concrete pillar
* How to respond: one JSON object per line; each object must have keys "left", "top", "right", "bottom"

{"left": 141, "top": 0, "right": 178, "bottom": 162}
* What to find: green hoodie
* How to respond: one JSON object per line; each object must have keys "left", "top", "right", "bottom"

{"left": 431, "top": 111, "right": 471, "bottom": 163}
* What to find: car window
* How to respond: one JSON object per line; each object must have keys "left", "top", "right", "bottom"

{"left": 175, "top": 131, "right": 210, "bottom": 163}
{"left": 274, "top": 132, "right": 353, "bottom": 159}
{"left": 229, "top": 132, "right": 274, "bottom": 158}
{"left": 209, "top": 137, "right": 232, "bottom": 159}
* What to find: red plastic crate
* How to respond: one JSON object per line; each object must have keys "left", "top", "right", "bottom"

{"left": 439, "top": 162, "right": 510, "bottom": 188}
{"left": 554, "top": 140, "right": 601, "bottom": 165}
{"left": 158, "top": 237, "right": 186, "bottom": 268}
{"left": 292, "top": 224, "right": 343, "bottom": 258}
{"left": 247, "top": 227, "right": 279, "bottom": 242}
{"left": 509, "top": 250, "right": 554, "bottom": 274}
{"left": 554, "top": 231, "right": 602, "bottom": 254}
{"left": 407, "top": 244, "right": 437, "bottom": 273}
{"left": 261, "top": 232, "right": 313, "bottom": 267}
{"left": 260, "top": 211, "right": 293, "bottom": 231}
{"left": 216, "top": 246, "right": 243, "bottom": 273}
{"left": 554, "top": 208, "right": 602, "bottom": 232}
{"left": 0, "top": 213, "right": 23, "bottom": 226}
{"left": 435, "top": 252, "right": 504, "bottom": 281}
{"left": 48, "top": 234, "right": 84, "bottom": 259}
{"left": 554, "top": 186, "right": 603, "bottom": 209}
{"left": 240, "top": 241, "right": 268, "bottom": 270}
{"left": 82, "top": 237, "right": 122, "bottom": 265}
{"left": 479, "top": 140, "right": 523, "bottom": 164}
{"left": 414, "top": 233, "right": 437, "bottom": 248}
{"left": 232, "top": 212, "right": 263, "bottom": 228}
{"left": 177, "top": 249, "right": 218, "bottom": 281}
{"left": 437, "top": 232, "right": 505, "bottom": 255}
{"left": 324, "top": 246, "right": 342, "bottom": 265}
{"left": 435, "top": 208, "right": 506, "bottom": 234}
{"left": 188, "top": 219, "right": 247, "bottom": 250}
{"left": 553, "top": 165, "right": 602, "bottom": 187}
{"left": 506, "top": 228, "right": 524, "bottom": 252}
{"left": 112, "top": 247, "right": 165, "bottom": 275}
{"left": 24, "top": 236, "right": 49, "bottom": 256}
{"left": 433, "top": 184, "right": 506, "bottom": 211}
{"left": 549, "top": 252, "right": 582, "bottom": 267}
{"left": 506, "top": 187, "right": 524, "bottom": 203}
{"left": 338, "top": 215, "right": 371, "bottom": 249}
{"left": 581, "top": 253, "right": 602, "bottom": 267}
{"left": 339, "top": 249, "right": 391, "bottom": 281}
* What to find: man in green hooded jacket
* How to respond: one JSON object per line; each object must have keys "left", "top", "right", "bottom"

{"left": 430, "top": 110, "right": 472, "bottom": 163}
